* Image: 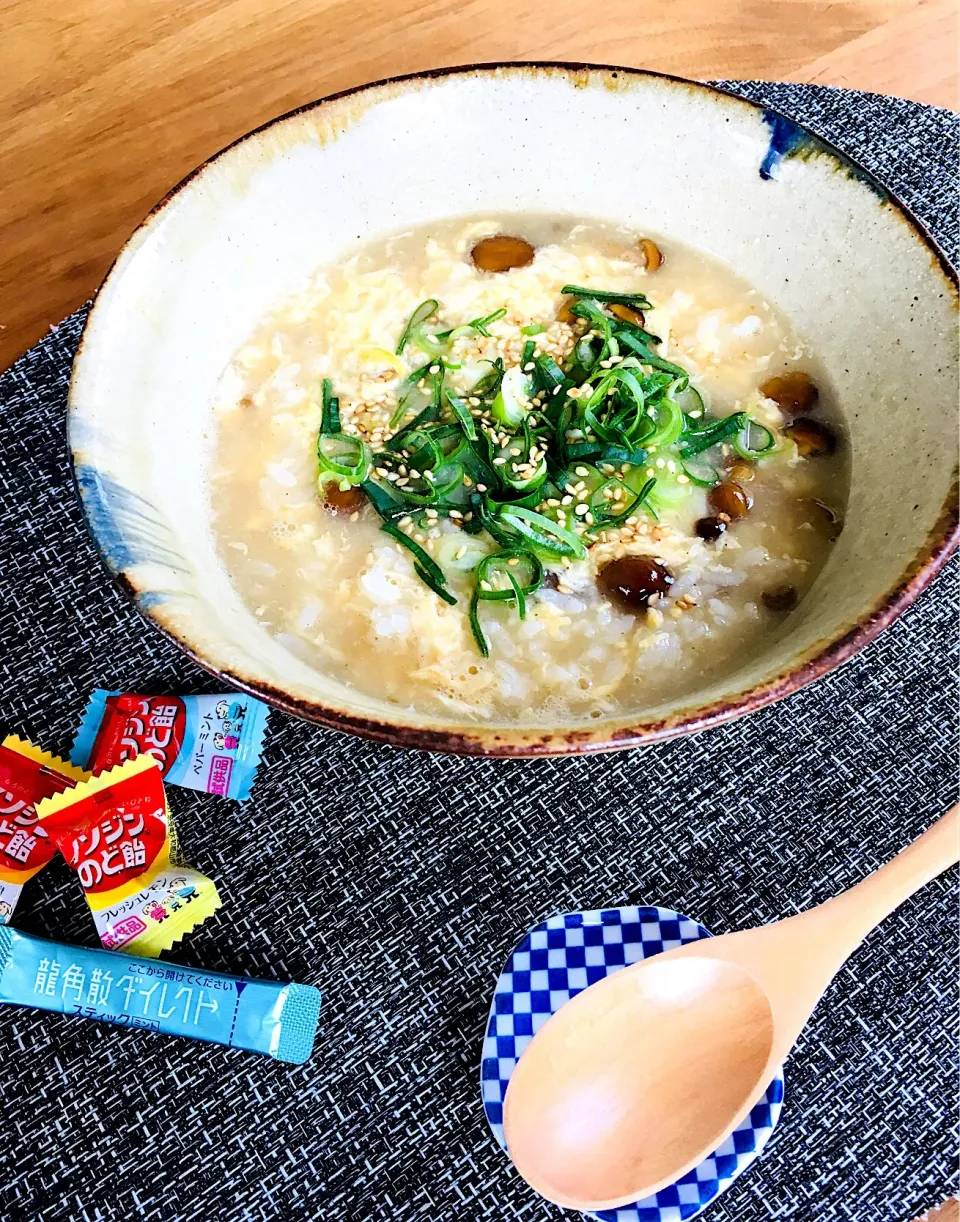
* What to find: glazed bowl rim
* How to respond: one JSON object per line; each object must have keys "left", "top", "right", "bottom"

{"left": 67, "top": 61, "right": 960, "bottom": 757}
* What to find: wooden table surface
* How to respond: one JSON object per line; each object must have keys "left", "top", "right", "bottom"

{"left": 1, "top": 0, "right": 956, "bottom": 372}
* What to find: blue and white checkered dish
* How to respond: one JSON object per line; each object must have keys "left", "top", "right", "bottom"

{"left": 481, "top": 906, "right": 785, "bottom": 1222}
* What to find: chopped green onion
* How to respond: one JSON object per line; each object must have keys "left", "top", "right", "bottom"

{"left": 733, "top": 418, "right": 777, "bottom": 458}
{"left": 320, "top": 379, "right": 341, "bottom": 434}
{"left": 497, "top": 505, "right": 587, "bottom": 559}
{"left": 492, "top": 365, "right": 533, "bottom": 428}
{"left": 321, "top": 282, "right": 785, "bottom": 657}
{"left": 616, "top": 330, "right": 689, "bottom": 385}
{"left": 469, "top": 548, "right": 544, "bottom": 654}
{"left": 475, "top": 550, "right": 544, "bottom": 600}
{"left": 532, "top": 353, "right": 568, "bottom": 396}
{"left": 468, "top": 588, "right": 490, "bottom": 657}
{"left": 386, "top": 403, "right": 442, "bottom": 452}
{"left": 642, "top": 396, "right": 684, "bottom": 450}
{"left": 471, "top": 357, "right": 506, "bottom": 400}
{"left": 359, "top": 479, "right": 407, "bottom": 521}
{"left": 396, "top": 299, "right": 439, "bottom": 355}
{"left": 435, "top": 533, "right": 492, "bottom": 571}
{"left": 389, "top": 361, "right": 434, "bottom": 428}
{"left": 678, "top": 411, "right": 749, "bottom": 457}
{"left": 445, "top": 389, "right": 478, "bottom": 440}
{"left": 434, "top": 307, "right": 507, "bottom": 343}
{"left": 561, "top": 284, "right": 653, "bottom": 308}
{"left": 317, "top": 432, "right": 371, "bottom": 484}
{"left": 591, "top": 476, "right": 657, "bottom": 527}
{"left": 680, "top": 456, "right": 721, "bottom": 486}
{"left": 381, "top": 521, "right": 456, "bottom": 605}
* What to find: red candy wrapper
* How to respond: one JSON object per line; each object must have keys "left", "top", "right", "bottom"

{"left": 36, "top": 755, "right": 221, "bottom": 957}
{"left": 71, "top": 691, "right": 269, "bottom": 800}
{"left": 0, "top": 736, "right": 89, "bottom": 925}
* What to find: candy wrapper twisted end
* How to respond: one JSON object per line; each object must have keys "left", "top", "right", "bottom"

{"left": 0, "top": 736, "right": 89, "bottom": 926}
{"left": 36, "top": 756, "right": 221, "bottom": 957}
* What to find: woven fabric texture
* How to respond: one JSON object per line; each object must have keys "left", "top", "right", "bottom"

{"left": 0, "top": 82, "right": 956, "bottom": 1222}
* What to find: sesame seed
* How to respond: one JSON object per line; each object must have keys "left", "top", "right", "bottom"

{"left": 575, "top": 466, "right": 589, "bottom": 477}
{"left": 476, "top": 484, "right": 488, "bottom": 493}
{"left": 409, "top": 469, "right": 421, "bottom": 479}
{"left": 561, "top": 495, "right": 574, "bottom": 506}
{"left": 480, "top": 580, "right": 492, "bottom": 591}
{"left": 677, "top": 474, "right": 690, "bottom": 484}
{"left": 428, "top": 365, "right": 440, "bottom": 374}
{"left": 493, "top": 457, "right": 507, "bottom": 465}
{"left": 655, "top": 458, "right": 666, "bottom": 469}
{"left": 575, "top": 503, "right": 589, "bottom": 516}
{"left": 507, "top": 557, "right": 520, "bottom": 566}
{"left": 425, "top": 508, "right": 438, "bottom": 519}
{"left": 552, "top": 386, "right": 562, "bottom": 396}
{"left": 646, "top": 468, "right": 655, "bottom": 478}
{"left": 449, "top": 509, "right": 463, "bottom": 519}
{"left": 455, "top": 546, "right": 466, "bottom": 560}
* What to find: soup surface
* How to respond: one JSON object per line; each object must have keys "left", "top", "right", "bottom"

{"left": 210, "top": 216, "right": 847, "bottom": 722}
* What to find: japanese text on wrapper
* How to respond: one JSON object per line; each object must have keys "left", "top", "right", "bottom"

{"left": 0, "top": 789, "right": 48, "bottom": 864}
{"left": 33, "top": 957, "right": 224, "bottom": 1025}
{"left": 63, "top": 809, "right": 147, "bottom": 888}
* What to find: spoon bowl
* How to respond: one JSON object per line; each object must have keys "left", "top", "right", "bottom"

{"left": 503, "top": 805, "right": 958, "bottom": 1210}
{"left": 504, "top": 956, "right": 775, "bottom": 1209}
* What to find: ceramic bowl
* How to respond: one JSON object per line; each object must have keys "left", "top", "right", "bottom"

{"left": 68, "top": 64, "right": 958, "bottom": 756}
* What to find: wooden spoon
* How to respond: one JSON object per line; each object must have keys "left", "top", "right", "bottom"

{"left": 503, "top": 805, "right": 959, "bottom": 1211}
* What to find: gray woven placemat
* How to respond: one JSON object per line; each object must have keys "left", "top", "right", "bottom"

{"left": 0, "top": 82, "right": 956, "bottom": 1222}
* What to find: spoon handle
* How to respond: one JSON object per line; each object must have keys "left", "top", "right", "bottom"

{"left": 811, "top": 803, "right": 959, "bottom": 954}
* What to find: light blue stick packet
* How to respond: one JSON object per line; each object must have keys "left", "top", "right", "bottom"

{"left": 0, "top": 926, "right": 320, "bottom": 1063}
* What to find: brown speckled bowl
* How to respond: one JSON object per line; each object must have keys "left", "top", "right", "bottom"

{"left": 68, "top": 65, "right": 959, "bottom": 755}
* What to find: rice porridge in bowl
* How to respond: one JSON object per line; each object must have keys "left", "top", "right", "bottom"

{"left": 210, "top": 216, "right": 847, "bottom": 724}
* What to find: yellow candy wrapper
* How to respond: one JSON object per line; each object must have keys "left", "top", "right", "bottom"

{"left": 36, "top": 755, "right": 221, "bottom": 957}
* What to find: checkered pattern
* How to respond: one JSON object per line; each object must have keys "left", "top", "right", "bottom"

{"left": 482, "top": 906, "right": 785, "bottom": 1221}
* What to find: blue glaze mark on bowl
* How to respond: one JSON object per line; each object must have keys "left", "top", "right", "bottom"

{"left": 759, "top": 111, "right": 806, "bottom": 180}
{"left": 75, "top": 464, "right": 188, "bottom": 578}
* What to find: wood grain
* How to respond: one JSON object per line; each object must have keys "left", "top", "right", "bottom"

{"left": 0, "top": 0, "right": 954, "bottom": 371}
